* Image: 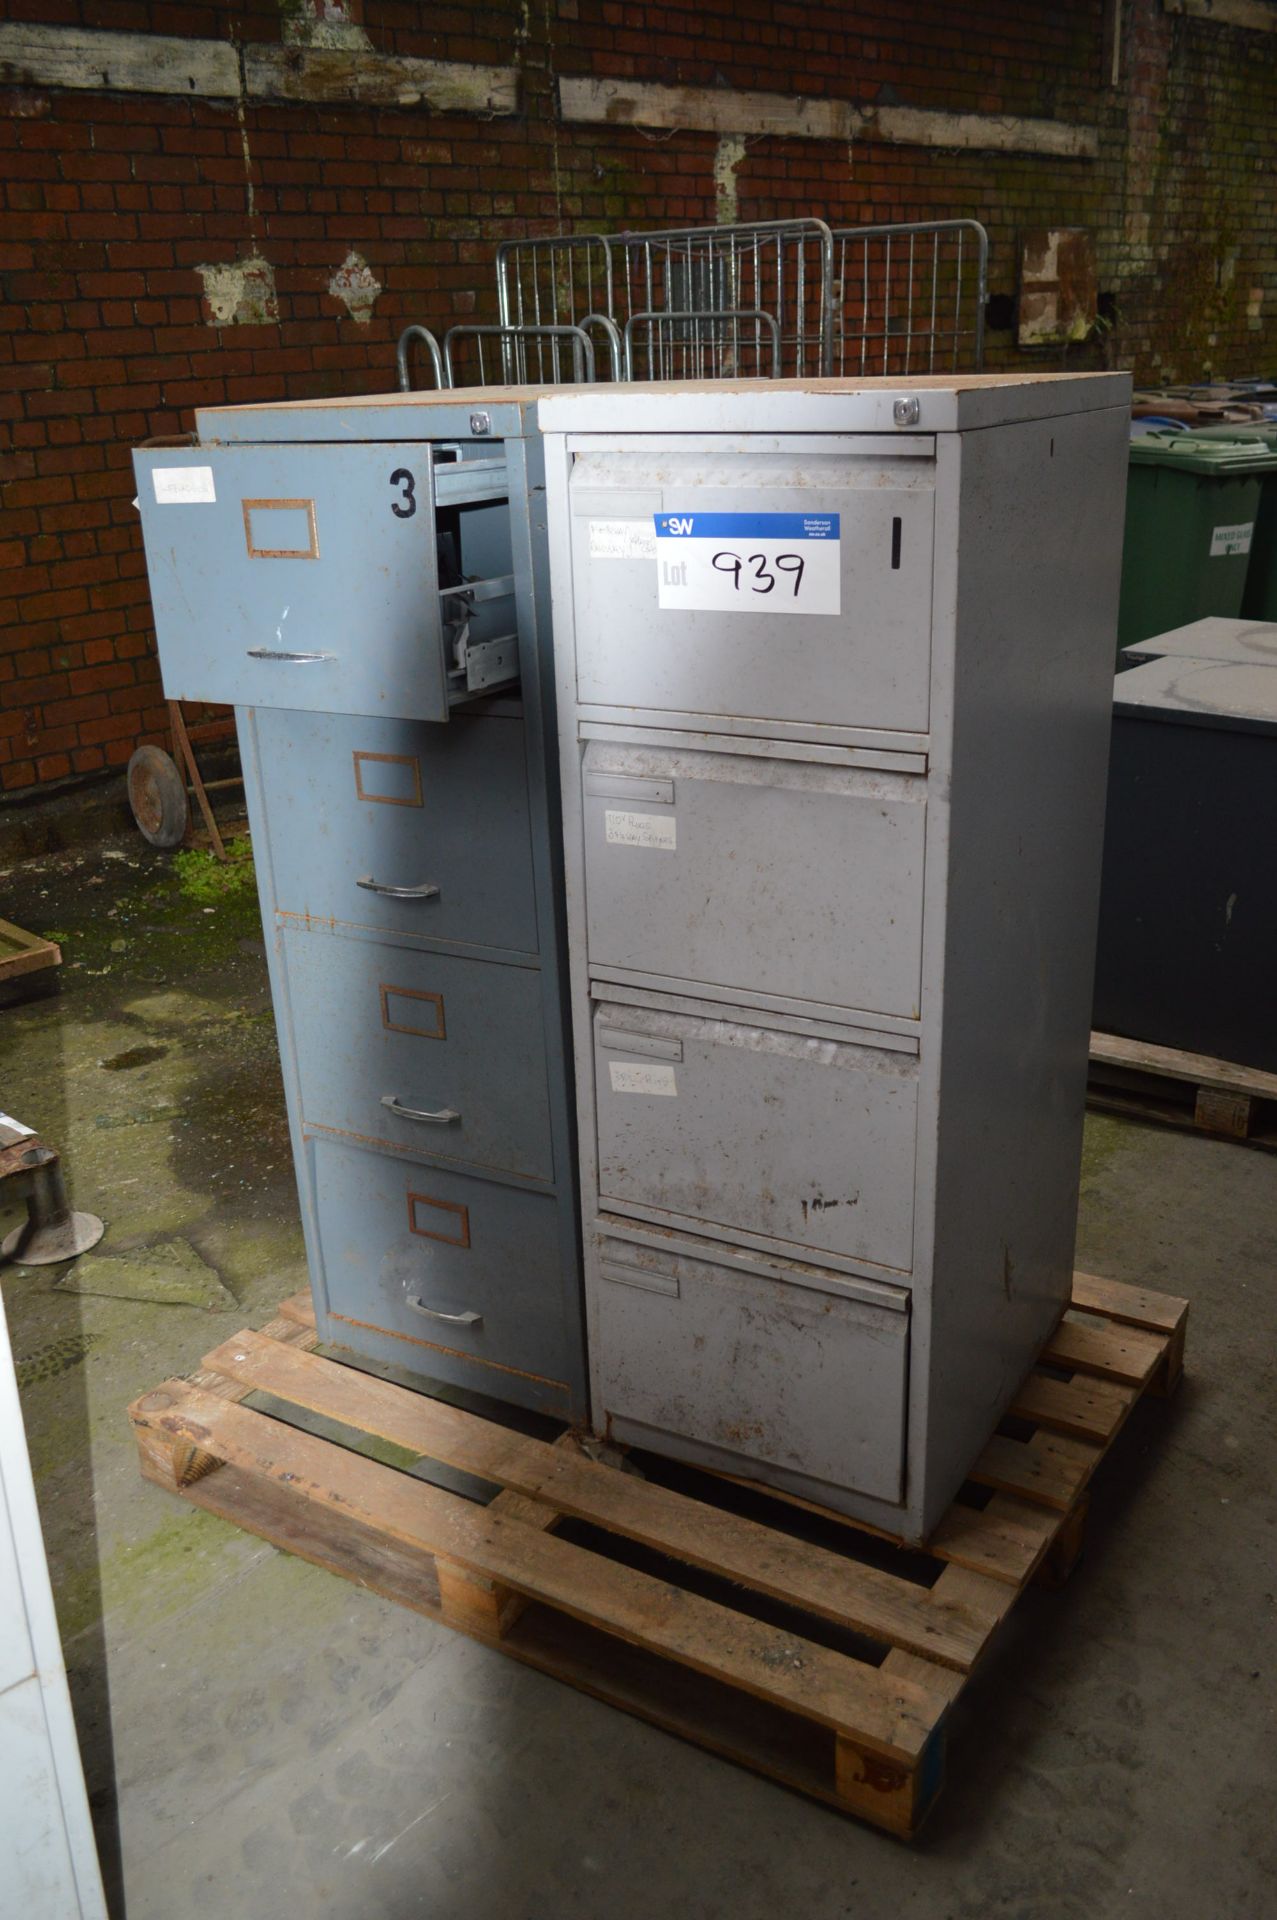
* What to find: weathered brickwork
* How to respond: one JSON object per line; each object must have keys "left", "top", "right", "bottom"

{"left": 1, "top": 0, "right": 1274, "bottom": 793}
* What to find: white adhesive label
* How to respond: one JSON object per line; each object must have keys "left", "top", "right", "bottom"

{"left": 605, "top": 808, "right": 676, "bottom": 850}
{"left": 1210, "top": 521, "right": 1253, "bottom": 557}
{"left": 589, "top": 518, "right": 658, "bottom": 560}
{"left": 655, "top": 510, "right": 841, "bottom": 616}
{"left": 153, "top": 465, "right": 216, "bottom": 505}
{"left": 609, "top": 1060, "right": 678, "bottom": 1096}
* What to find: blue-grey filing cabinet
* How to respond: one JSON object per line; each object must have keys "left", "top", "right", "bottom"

{"left": 133, "top": 391, "right": 586, "bottom": 1422}
{"left": 540, "top": 375, "right": 1131, "bottom": 1543}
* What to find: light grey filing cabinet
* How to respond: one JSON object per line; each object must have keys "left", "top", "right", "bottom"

{"left": 540, "top": 374, "right": 1130, "bottom": 1542}
{"left": 133, "top": 391, "right": 586, "bottom": 1422}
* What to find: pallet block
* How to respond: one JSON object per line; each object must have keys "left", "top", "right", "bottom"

{"left": 128, "top": 1271, "right": 1187, "bottom": 1839}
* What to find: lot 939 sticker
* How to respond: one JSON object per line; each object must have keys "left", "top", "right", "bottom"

{"left": 655, "top": 511, "right": 840, "bottom": 616}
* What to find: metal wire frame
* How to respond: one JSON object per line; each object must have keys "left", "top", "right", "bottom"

{"left": 408, "top": 216, "right": 989, "bottom": 390}
{"left": 831, "top": 219, "right": 989, "bottom": 377}
{"left": 396, "top": 324, "right": 445, "bottom": 391}
{"left": 623, "top": 308, "right": 782, "bottom": 381}
{"left": 497, "top": 218, "right": 835, "bottom": 380}
{"left": 395, "top": 320, "right": 621, "bottom": 391}
{"left": 442, "top": 323, "right": 603, "bottom": 388}
{"left": 607, "top": 218, "right": 835, "bottom": 379}
{"left": 496, "top": 232, "right": 614, "bottom": 354}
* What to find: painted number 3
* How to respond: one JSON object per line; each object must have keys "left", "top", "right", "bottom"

{"left": 711, "top": 550, "right": 805, "bottom": 597}
{"left": 389, "top": 468, "right": 417, "bottom": 519}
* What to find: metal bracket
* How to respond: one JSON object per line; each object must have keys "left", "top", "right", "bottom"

{"left": 463, "top": 633, "right": 519, "bottom": 693}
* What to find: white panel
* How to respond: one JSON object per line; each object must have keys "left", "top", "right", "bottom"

{"left": 0, "top": 1678, "right": 90, "bottom": 1916}
{"left": 0, "top": 1292, "right": 108, "bottom": 1920}
{"left": 0, "top": 1473, "right": 34, "bottom": 1694}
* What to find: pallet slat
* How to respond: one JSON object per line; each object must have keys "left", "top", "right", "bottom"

{"left": 1009, "top": 1369, "right": 1136, "bottom": 1443}
{"left": 136, "top": 1385, "right": 949, "bottom": 1765}
{"left": 203, "top": 1329, "right": 998, "bottom": 1672}
{"left": 0, "top": 916, "right": 61, "bottom": 984}
{"left": 1070, "top": 1270, "right": 1188, "bottom": 1336}
{"left": 969, "top": 1428, "right": 1102, "bottom": 1511}
{"left": 1041, "top": 1316, "right": 1164, "bottom": 1386}
{"left": 925, "top": 1492, "right": 1059, "bottom": 1585}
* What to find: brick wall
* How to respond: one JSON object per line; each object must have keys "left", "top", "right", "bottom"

{"left": 2, "top": 0, "right": 1275, "bottom": 796}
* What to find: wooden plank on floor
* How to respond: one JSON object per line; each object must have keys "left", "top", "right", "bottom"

{"left": 0, "top": 916, "right": 61, "bottom": 982}
{"left": 201, "top": 1330, "right": 995, "bottom": 1671}
{"left": 969, "top": 1429, "right": 1102, "bottom": 1511}
{"left": 136, "top": 1385, "right": 949, "bottom": 1763}
{"left": 1089, "top": 1030, "right": 1277, "bottom": 1102}
{"left": 1010, "top": 1369, "right": 1136, "bottom": 1443}
{"left": 1071, "top": 1270, "right": 1189, "bottom": 1336}
{"left": 1042, "top": 1316, "right": 1165, "bottom": 1386}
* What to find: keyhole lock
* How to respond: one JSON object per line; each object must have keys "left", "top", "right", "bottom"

{"left": 892, "top": 396, "right": 921, "bottom": 428}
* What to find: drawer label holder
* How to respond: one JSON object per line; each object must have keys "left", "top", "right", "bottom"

{"left": 609, "top": 1061, "right": 678, "bottom": 1096}
{"left": 152, "top": 465, "right": 216, "bottom": 505}
{"left": 654, "top": 511, "right": 841, "bottom": 617}
{"left": 605, "top": 808, "right": 677, "bottom": 851}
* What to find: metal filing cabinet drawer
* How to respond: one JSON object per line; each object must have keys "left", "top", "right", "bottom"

{"left": 581, "top": 739, "right": 925, "bottom": 1018}
{"left": 567, "top": 447, "right": 935, "bottom": 732}
{"left": 594, "top": 1230, "right": 909, "bottom": 1503}
{"left": 251, "top": 709, "right": 539, "bottom": 953}
{"left": 134, "top": 442, "right": 516, "bottom": 720}
{"left": 593, "top": 1001, "right": 918, "bottom": 1273}
{"left": 312, "top": 1137, "right": 571, "bottom": 1392}
{"left": 281, "top": 927, "right": 553, "bottom": 1182}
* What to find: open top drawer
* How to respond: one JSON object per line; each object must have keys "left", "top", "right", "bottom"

{"left": 134, "top": 442, "right": 518, "bottom": 722}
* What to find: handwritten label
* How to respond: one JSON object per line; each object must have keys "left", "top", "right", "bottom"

{"left": 655, "top": 511, "right": 840, "bottom": 616}
{"left": 605, "top": 808, "right": 676, "bottom": 850}
{"left": 609, "top": 1060, "right": 678, "bottom": 1096}
{"left": 1210, "top": 521, "right": 1253, "bottom": 558}
{"left": 589, "top": 518, "right": 658, "bottom": 560}
{"left": 153, "top": 465, "right": 216, "bottom": 505}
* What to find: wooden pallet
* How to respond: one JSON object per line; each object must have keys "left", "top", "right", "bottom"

{"left": 128, "top": 1270, "right": 1187, "bottom": 1839}
{"left": 0, "top": 916, "right": 61, "bottom": 1004}
{"left": 1089, "top": 1029, "right": 1277, "bottom": 1150}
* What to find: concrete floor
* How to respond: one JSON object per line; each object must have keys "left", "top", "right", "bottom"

{"left": 1, "top": 829, "right": 1274, "bottom": 1920}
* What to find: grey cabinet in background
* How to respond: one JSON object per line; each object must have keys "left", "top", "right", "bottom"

{"left": 541, "top": 376, "right": 1130, "bottom": 1543}
{"left": 134, "top": 395, "right": 586, "bottom": 1422}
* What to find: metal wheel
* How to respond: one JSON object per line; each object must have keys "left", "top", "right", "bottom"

{"left": 126, "top": 743, "right": 190, "bottom": 849}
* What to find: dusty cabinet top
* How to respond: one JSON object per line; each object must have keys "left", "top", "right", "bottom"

{"left": 538, "top": 371, "right": 1132, "bottom": 434}
{"left": 195, "top": 371, "right": 1131, "bottom": 445}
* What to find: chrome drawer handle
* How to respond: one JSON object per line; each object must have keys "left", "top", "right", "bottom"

{"left": 381, "top": 1096, "right": 460, "bottom": 1125}
{"left": 245, "top": 647, "right": 335, "bottom": 663}
{"left": 356, "top": 876, "right": 440, "bottom": 900}
{"left": 408, "top": 1299, "right": 482, "bottom": 1328}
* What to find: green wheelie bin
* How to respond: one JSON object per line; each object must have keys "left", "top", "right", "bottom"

{"left": 1185, "top": 422, "right": 1277, "bottom": 620}
{"left": 1116, "top": 433, "right": 1277, "bottom": 651}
